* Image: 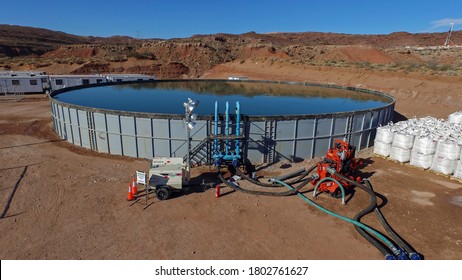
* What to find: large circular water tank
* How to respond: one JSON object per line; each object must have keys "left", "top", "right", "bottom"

{"left": 50, "top": 80, "right": 395, "bottom": 163}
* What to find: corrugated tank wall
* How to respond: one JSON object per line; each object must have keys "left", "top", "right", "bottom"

{"left": 50, "top": 82, "right": 395, "bottom": 164}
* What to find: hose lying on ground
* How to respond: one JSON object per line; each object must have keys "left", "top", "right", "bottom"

{"left": 364, "top": 179, "right": 421, "bottom": 260}
{"left": 331, "top": 169, "right": 421, "bottom": 259}
{"left": 218, "top": 162, "right": 421, "bottom": 259}
{"left": 272, "top": 178, "right": 401, "bottom": 258}
{"left": 218, "top": 166, "right": 314, "bottom": 196}
{"left": 235, "top": 163, "right": 318, "bottom": 188}
{"left": 352, "top": 178, "right": 392, "bottom": 257}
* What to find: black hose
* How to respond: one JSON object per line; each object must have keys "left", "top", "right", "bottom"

{"left": 218, "top": 166, "right": 314, "bottom": 196}
{"left": 222, "top": 163, "right": 413, "bottom": 258}
{"left": 352, "top": 180, "right": 391, "bottom": 256}
{"left": 270, "top": 168, "right": 306, "bottom": 182}
{"left": 363, "top": 179, "right": 418, "bottom": 256}
{"left": 235, "top": 163, "right": 317, "bottom": 188}
{"left": 332, "top": 170, "right": 420, "bottom": 258}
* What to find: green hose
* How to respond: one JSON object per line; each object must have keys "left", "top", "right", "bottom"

{"left": 313, "top": 177, "right": 346, "bottom": 205}
{"left": 273, "top": 179, "right": 401, "bottom": 256}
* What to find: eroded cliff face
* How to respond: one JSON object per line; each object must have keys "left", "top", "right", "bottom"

{"left": 1, "top": 25, "right": 462, "bottom": 78}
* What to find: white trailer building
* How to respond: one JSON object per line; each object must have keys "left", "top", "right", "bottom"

{"left": 0, "top": 71, "right": 155, "bottom": 94}
{"left": 0, "top": 72, "right": 51, "bottom": 94}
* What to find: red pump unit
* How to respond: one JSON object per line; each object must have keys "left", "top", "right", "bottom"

{"left": 312, "top": 140, "right": 363, "bottom": 197}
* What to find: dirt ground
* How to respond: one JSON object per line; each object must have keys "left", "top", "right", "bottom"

{"left": 0, "top": 67, "right": 461, "bottom": 260}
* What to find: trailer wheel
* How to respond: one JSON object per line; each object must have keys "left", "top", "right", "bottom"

{"left": 156, "top": 187, "right": 171, "bottom": 200}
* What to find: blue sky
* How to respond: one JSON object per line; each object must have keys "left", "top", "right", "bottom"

{"left": 2, "top": 0, "right": 461, "bottom": 38}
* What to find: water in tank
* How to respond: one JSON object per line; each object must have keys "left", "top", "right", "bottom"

{"left": 53, "top": 81, "right": 390, "bottom": 115}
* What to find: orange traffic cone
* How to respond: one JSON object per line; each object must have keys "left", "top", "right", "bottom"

{"left": 131, "top": 177, "right": 138, "bottom": 196}
{"left": 127, "top": 182, "right": 134, "bottom": 201}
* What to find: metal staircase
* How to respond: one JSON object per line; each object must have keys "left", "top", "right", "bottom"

{"left": 346, "top": 115, "right": 354, "bottom": 145}
{"left": 87, "top": 111, "right": 97, "bottom": 151}
{"left": 183, "top": 137, "right": 211, "bottom": 166}
{"left": 263, "top": 120, "right": 276, "bottom": 163}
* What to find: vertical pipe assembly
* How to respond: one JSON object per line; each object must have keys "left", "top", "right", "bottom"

{"left": 235, "top": 101, "right": 241, "bottom": 157}
{"left": 214, "top": 101, "right": 218, "bottom": 158}
{"left": 185, "top": 107, "right": 191, "bottom": 184}
{"left": 225, "top": 101, "right": 229, "bottom": 156}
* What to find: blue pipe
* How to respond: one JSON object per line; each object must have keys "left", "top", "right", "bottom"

{"left": 235, "top": 101, "right": 240, "bottom": 158}
{"left": 214, "top": 101, "right": 218, "bottom": 158}
{"left": 225, "top": 101, "right": 229, "bottom": 156}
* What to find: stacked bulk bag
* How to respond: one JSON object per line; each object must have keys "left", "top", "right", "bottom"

{"left": 453, "top": 160, "right": 462, "bottom": 180}
{"left": 448, "top": 111, "right": 462, "bottom": 124}
{"left": 410, "top": 152, "right": 434, "bottom": 169}
{"left": 375, "top": 125, "right": 394, "bottom": 143}
{"left": 434, "top": 140, "right": 461, "bottom": 160}
{"left": 373, "top": 111, "right": 462, "bottom": 178}
{"left": 413, "top": 136, "right": 437, "bottom": 155}
{"left": 373, "top": 126, "right": 393, "bottom": 156}
{"left": 410, "top": 136, "right": 437, "bottom": 169}
{"left": 430, "top": 155, "right": 457, "bottom": 175}
{"left": 390, "top": 146, "right": 412, "bottom": 162}
{"left": 430, "top": 136, "right": 461, "bottom": 175}
{"left": 390, "top": 132, "right": 414, "bottom": 162}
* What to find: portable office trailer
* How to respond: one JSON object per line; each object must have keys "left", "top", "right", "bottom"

{"left": 0, "top": 71, "right": 47, "bottom": 77}
{"left": 105, "top": 74, "right": 155, "bottom": 82}
{"left": 0, "top": 72, "right": 156, "bottom": 94}
{"left": 48, "top": 75, "right": 108, "bottom": 90}
{"left": 0, "top": 75, "right": 51, "bottom": 94}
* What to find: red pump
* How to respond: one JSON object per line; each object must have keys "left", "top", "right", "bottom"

{"left": 312, "top": 140, "right": 363, "bottom": 197}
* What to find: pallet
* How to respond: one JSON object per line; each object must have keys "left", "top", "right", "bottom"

{"left": 449, "top": 175, "right": 462, "bottom": 183}
{"left": 373, "top": 153, "right": 389, "bottom": 160}
{"left": 405, "top": 163, "right": 430, "bottom": 172}
{"left": 374, "top": 153, "right": 461, "bottom": 183}
{"left": 386, "top": 158, "right": 408, "bottom": 165}
{"left": 426, "top": 168, "right": 452, "bottom": 179}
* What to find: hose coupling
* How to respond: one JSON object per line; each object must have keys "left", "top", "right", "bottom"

{"left": 409, "top": 252, "right": 422, "bottom": 260}
{"left": 391, "top": 245, "right": 401, "bottom": 256}
{"left": 326, "top": 166, "right": 336, "bottom": 175}
{"left": 397, "top": 248, "right": 409, "bottom": 260}
{"left": 385, "top": 254, "right": 396, "bottom": 260}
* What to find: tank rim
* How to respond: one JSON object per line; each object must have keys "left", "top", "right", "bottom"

{"left": 49, "top": 79, "right": 395, "bottom": 121}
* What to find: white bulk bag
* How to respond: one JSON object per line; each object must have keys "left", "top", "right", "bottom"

{"left": 430, "top": 155, "right": 457, "bottom": 175}
{"left": 413, "top": 136, "right": 437, "bottom": 155}
{"left": 375, "top": 126, "right": 394, "bottom": 144}
{"left": 435, "top": 141, "right": 461, "bottom": 160}
{"left": 410, "top": 151, "right": 433, "bottom": 169}
{"left": 392, "top": 132, "right": 415, "bottom": 150}
{"left": 448, "top": 111, "right": 462, "bottom": 124}
{"left": 374, "top": 140, "right": 392, "bottom": 157}
{"left": 453, "top": 160, "right": 462, "bottom": 179}
{"left": 389, "top": 146, "right": 411, "bottom": 163}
